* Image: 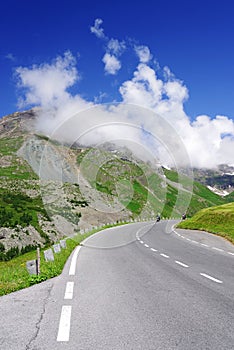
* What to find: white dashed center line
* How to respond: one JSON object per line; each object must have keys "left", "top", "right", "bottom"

{"left": 137, "top": 224, "right": 229, "bottom": 287}
{"left": 212, "top": 247, "right": 224, "bottom": 252}
{"left": 57, "top": 305, "right": 72, "bottom": 342}
{"left": 160, "top": 253, "right": 170, "bottom": 258}
{"left": 200, "top": 273, "right": 223, "bottom": 284}
{"left": 64, "top": 282, "right": 74, "bottom": 300}
{"left": 175, "top": 260, "right": 189, "bottom": 268}
{"left": 150, "top": 248, "right": 157, "bottom": 252}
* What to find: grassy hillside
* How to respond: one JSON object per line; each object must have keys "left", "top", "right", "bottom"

{"left": 177, "top": 202, "right": 234, "bottom": 243}
{"left": 78, "top": 149, "right": 165, "bottom": 216}
{"left": 163, "top": 168, "right": 226, "bottom": 216}
{"left": 0, "top": 134, "right": 57, "bottom": 260}
{"left": 0, "top": 136, "right": 38, "bottom": 180}
{"left": 1, "top": 111, "right": 234, "bottom": 261}
{"left": 77, "top": 152, "right": 231, "bottom": 220}
{"left": 225, "top": 191, "right": 234, "bottom": 202}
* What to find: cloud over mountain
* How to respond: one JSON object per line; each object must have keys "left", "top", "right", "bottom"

{"left": 15, "top": 22, "right": 234, "bottom": 169}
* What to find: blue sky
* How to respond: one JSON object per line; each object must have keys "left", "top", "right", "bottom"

{"left": 1, "top": 0, "right": 234, "bottom": 121}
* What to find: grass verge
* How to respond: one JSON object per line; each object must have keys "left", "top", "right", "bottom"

{"left": 177, "top": 202, "right": 234, "bottom": 244}
{"left": 0, "top": 222, "right": 133, "bottom": 296}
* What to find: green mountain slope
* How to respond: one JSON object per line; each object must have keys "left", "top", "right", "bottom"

{"left": 162, "top": 168, "right": 227, "bottom": 216}
{"left": 225, "top": 191, "right": 234, "bottom": 202}
{"left": 0, "top": 109, "right": 234, "bottom": 259}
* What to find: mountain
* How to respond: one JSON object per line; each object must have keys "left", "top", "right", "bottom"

{"left": 191, "top": 166, "right": 234, "bottom": 195}
{"left": 0, "top": 109, "right": 233, "bottom": 260}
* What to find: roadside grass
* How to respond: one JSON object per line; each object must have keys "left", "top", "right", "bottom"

{"left": 177, "top": 202, "right": 234, "bottom": 244}
{"left": 0, "top": 238, "right": 71, "bottom": 296}
{"left": 0, "top": 222, "right": 135, "bottom": 296}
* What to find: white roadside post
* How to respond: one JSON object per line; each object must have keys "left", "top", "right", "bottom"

{"left": 36, "top": 247, "right": 40, "bottom": 275}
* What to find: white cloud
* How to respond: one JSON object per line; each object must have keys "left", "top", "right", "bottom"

{"left": 107, "top": 39, "right": 125, "bottom": 55}
{"left": 135, "top": 45, "right": 152, "bottom": 63}
{"left": 120, "top": 63, "right": 163, "bottom": 108}
{"left": 16, "top": 45, "right": 234, "bottom": 169}
{"left": 94, "top": 91, "right": 108, "bottom": 103}
{"left": 16, "top": 51, "right": 78, "bottom": 108}
{"left": 5, "top": 53, "right": 16, "bottom": 62}
{"left": 102, "top": 39, "right": 125, "bottom": 75}
{"left": 119, "top": 59, "right": 234, "bottom": 168}
{"left": 90, "top": 19, "right": 125, "bottom": 75}
{"left": 164, "top": 81, "right": 188, "bottom": 102}
{"left": 102, "top": 53, "right": 121, "bottom": 75}
{"left": 90, "top": 18, "right": 105, "bottom": 39}
{"left": 163, "top": 66, "right": 174, "bottom": 80}
{"left": 15, "top": 51, "right": 93, "bottom": 137}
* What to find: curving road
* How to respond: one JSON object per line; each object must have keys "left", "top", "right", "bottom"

{"left": 1, "top": 220, "right": 234, "bottom": 349}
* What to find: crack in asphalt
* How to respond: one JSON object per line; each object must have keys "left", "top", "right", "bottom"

{"left": 25, "top": 283, "right": 53, "bottom": 350}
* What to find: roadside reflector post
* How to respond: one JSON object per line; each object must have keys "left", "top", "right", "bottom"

{"left": 36, "top": 247, "right": 40, "bottom": 275}
{"left": 26, "top": 260, "right": 37, "bottom": 275}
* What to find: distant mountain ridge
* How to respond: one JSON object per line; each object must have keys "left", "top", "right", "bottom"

{"left": 191, "top": 166, "right": 234, "bottom": 194}
{"left": 0, "top": 109, "right": 233, "bottom": 260}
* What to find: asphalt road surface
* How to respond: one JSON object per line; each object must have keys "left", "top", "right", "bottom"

{"left": 1, "top": 220, "right": 234, "bottom": 350}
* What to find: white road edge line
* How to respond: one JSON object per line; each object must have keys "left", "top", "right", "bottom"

{"left": 69, "top": 246, "right": 81, "bottom": 276}
{"left": 64, "top": 282, "right": 74, "bottom": 300}
{"left": 200, "top": 273, "right": 223, "bottom": 284}
{"left": 160, "top": 253, "right": 169, "bottom": 258}
{"left": 175, "top": 260, "right": 189, "bottom": 268}
{"left": 57, "top": 305, "right": 72, "bottom": 342}
{"left": 136, "top": 223, "right": 155, "bottom": 242}
{"left": 172, "top": 224, "right": 231, "bottom": 256}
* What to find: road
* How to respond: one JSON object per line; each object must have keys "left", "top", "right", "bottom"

{"left": 0, "top": 220, "right": 234, "bottom": 349}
